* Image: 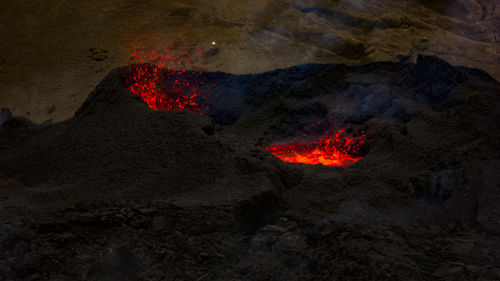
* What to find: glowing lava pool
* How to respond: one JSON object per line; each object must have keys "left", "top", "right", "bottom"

{"left": 264, "top": 128, "right": 368, "bottom": 166}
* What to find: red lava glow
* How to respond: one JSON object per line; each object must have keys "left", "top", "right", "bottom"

{"left": 118, "top": 23, "right": 367, "bottom": 167}
{"left": 265, "top": 128, "right": 368, "bottom": 166}
{"left": 125, "top": 38, "right": 205, "bottom": 112}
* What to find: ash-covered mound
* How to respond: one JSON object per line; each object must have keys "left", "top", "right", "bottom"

{"left": 199, "top": 55, "right": 500, "bottom": 227}
{"left": 1, "top": 56, "right": 500, "bottom": 280}
{"left": 0, "top": 67, "right": 284, "bottom": 207}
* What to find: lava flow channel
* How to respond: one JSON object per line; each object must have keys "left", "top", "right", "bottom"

{"left": 265, "top": 129, "right": 368, "bottom": 166}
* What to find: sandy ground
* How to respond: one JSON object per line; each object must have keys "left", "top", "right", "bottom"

{"left": 0, "top": 0, "right": 499, "bottom": 123}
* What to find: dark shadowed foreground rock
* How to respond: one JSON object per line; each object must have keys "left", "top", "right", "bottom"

{"left": 1, "top": 67, "right": 283, "bottom": 208}
{"left": 1, "top": 56, "right": 500, "bottom": 280}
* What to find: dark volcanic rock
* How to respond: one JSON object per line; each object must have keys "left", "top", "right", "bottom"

{"left": 0, "top": 107, "right": 12, "bottom": 128}
{"left": 1, "top": 56, "right": 499, "bottom": 280}
{"left": 0, "top": 67, "right": 282, "bottom": 207}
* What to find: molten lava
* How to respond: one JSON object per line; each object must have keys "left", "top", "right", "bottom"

{"left": 127, "top": 64, "right": 201, "bottom": 111}
{"left": 122, "top": 33, "right": 367, "bottom": 167}
{"left": 125, "top": 39, "right": 205, "bottom": 112}
{"left": 265, "top": 128, "right": 368, "bottom": 166}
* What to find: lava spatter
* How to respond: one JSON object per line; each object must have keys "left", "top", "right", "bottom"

{"left": 122, "top": 33, "right": 368, "bottom": 167}
{"left": 265, "top": 127, "right": 369, "bottom": 166}
{"left": 124, "top": 38, "right": 206, "bottom": 112}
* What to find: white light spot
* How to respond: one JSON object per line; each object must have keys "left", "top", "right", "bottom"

{"left": 211, "top": 41, "right": 216, "bottom": 46}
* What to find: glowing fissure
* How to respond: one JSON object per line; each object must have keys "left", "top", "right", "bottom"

{"left": 265, "top": 128, "right": 368, "bottom": 166}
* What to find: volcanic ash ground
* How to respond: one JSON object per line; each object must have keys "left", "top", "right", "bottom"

{"left": 1, "top": 55, "right": 500, "bottom": 280}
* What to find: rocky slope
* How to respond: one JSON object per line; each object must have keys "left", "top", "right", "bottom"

{"left": 0, "top": 56, "right": 499, "bottom": 280}
{"left": 1, "top": 0, "right": 499, "bottom": 123}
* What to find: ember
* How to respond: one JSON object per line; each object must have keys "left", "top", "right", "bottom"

{"left": 123, "top": 36, "right": 367, "bottom": 167}
{"left": 265, "top": 127, "right": 368, "bottom": 166}
{"left": 125, "top": 39, "right": 205, "bottom": 112}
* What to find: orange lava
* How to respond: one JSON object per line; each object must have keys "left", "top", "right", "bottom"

{"left": 125, "top": 38, "right": 205, "bottom": 112}
{"left": 120, "top": 29, "right": 367, "bottom": 167}
{"left": 127, "top": 64, "right": 201, "bottom": 111}
{"left": 265, "top": 129, "right": 367, "bottom": 166}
